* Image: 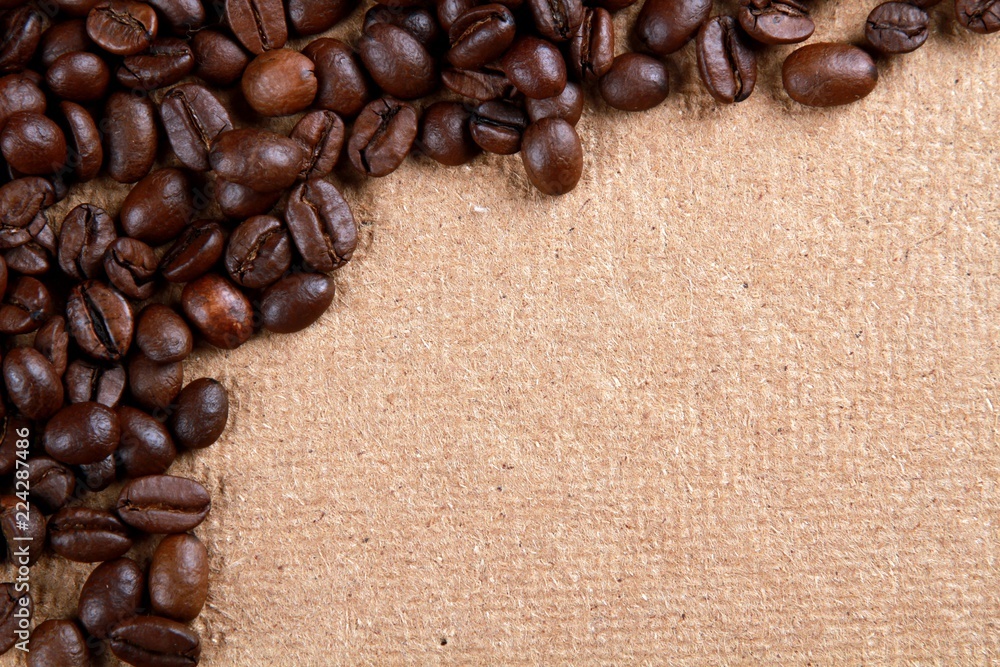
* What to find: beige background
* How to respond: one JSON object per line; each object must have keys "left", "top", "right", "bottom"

{"left": 10, "top": 0, "right": 1000, "bottom": 664}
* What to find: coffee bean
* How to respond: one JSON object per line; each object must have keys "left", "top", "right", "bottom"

{"left": 149, "top": 533, "right": 209, "bottom": 621}
{"left": 469, "top": 99, "right": 528, "bottom": 154}
{"left": 594, "top": 0, "right": 637, "bottom": 10}
{"left": 0, "top": 73, "right": 46, "bottom": 131}
{"left": 866, "top": 2, "right": 930, "bottom": 53}
{"left": 0, "top": 495, "right": 45, "bottom": 565}
{"left": 447, "top": 4, "right": 516, "bottom": 70}
{"left": 225, "top": 215, "right": 291, "bottom": 288}
{"left": 0, "top": 178, "right": 53, "bottom": 245}
{"left": 956, "top": 0, "right": 1000, "bottom": 33}
{"left": 634, "top": 0, "right": 710, "bottom": 55}
{"left": 160, "top": 83, "right": 233, "bottom": 172}
{"left": 109, "top": 616, "right": 201, "bottom": 667}
{"left": 58, "top": 203, "right": 116, "bottom": 281}
{"left": 55, "top": 0, "right": 101, "bottom": 18}
{"left": 136, "top": 304, "right": 193, "bottom": 363}
{"left": 40, "top": 19, "right": 93, "bottom": 68}
{"left": 44, "top": 401, "right": 121, "bottom": 464}
{"left": 77, "top": 454, "right": 117, "bottom": 490}
{"left": 65, "top": 359, "right": 127, "bottom": 406}
{"left": 304, "top": 38, "right": 374, "bottom": 118}
{"left": 441, "top": 66, "right": 513, "bottom": 100}
{"left": 86, "top": 0, "right": 159, "bottom": 55}
{"left": 66, "top": 280, "right": 134, "bottom": 361}
{"left": 260, "top": 272, "right": 336, "bottom": 333}
{"left": 782, "top": 42, "right": 879, "bottom": 107}
{"left": 104, "top": 91, "right": 158, "bottom": 183}
{"left": 191, "top": 29, "right": 248, "bottom": 85}
{"left": 159, "top": 219, "right": 226, "bottom": 282}
{"left": 570, "top": 7, "right": 614, "bottom": 80}
{"left": 117, "top": 37, "right": 195, "bottom": 89}
{"left": 290, "top": 110, "right": 345, "bottom": 179}
{"left": 129, "top": 352, "right": 183, "bottom": 412}
{"left": 347, "top": 96, "right": 418, "bottom": 177}
{"left": 181, "top": 273, "right": 254, "bottom": 349}
{"left": 527, "top": 0, "right": 583, "bottom": 42}
{"left": 146, "top": 0, "right": 205, "bottom": 33}
{"left": 0, "top": 112, "right": 67, "bottom": 175}
{"left": 170, "top": 377, "right": 228, "bottom": 449}
{"left": 0, "top": 7, "right": 44, "bottom": 74}
{"left": 290, "top": 0, "right": 354, "bottom": 35}
{"left": 215, "top": 178, "right": 283, "bottom": 219}
{"left": 696, "top": 15, "right": 757, "bottom": 103}
{"left": 117, "top": 405, "right": 177, "bottom": 477}
{"left": 365, "top": 5, "right": 441, "bottom": 48}
{"left": 78, "top": 557, "right": 144, "bottom": 639}
{"left": 209, "top": 128, "right": 304, "bottom": 193}
{"left": 117, "top": 474, "right": 211, "bottom": 533}
{"left": 45, "top": 51, "right": 110, "bottom": 102}
{"left": 738, "top": 0, "right": 814, "bottom": 45}
{"left": 285, "top": 179, "right": 358, "bottom": 271}
{"left": 120, "top": 168, "right": 195, "bottom": 244}
{"left": 0, "top": 583, "right": 31, "bottom": 655}
{"left": 48, "top": 506, "right": 133, "bottom": 562}
{"left": 418, "top": 100, "right": 481, "bottom": 166}
{"left": 242, "top": 48, "right": 317, "bottom": 116}
{"left": 224, "top": 0, "right": 287, "bottom": 54}
{"left": 26, "top": 620, "right": 89, "bottom": 667}
{"left": 104, "top": 237, "right": 159, "bottom": 300}
{"left": 3, "top": 347, "right": 63, "bottom": 420}
{"left": 3, "top": 227, "right": 55, "bottom": 274}
{"left": 0, "top": 276, "right": 55, "bottom": 334}
{"left": 437, "top": 0, "right": 475, "bottom": 31}
{"left": 27, "top": 456, "right": 76, "bottom": 513}
{"left": 60, "top": 101, "right": 104, "bottom": 182}
{"left": 501, "top": 37, "right": 567, "bottom": 99}
{"left": 525, "top": 82, "right": 584, "bottom": 124}
{"left": 520, "top": 118, "right": 583, "bottom": 196}
{"left": 359, "top": 23, "right": 437, "bottom": 100}
{"left": 599, "top": 53, "right": 670, "bottom": 111}
{"left": 34, "top": 315, "right": 69, "bottom": 376}
{"left": 0, "top": 416, "right": 30, "bottom": 476}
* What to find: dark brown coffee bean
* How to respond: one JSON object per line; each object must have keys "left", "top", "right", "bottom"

{"left": 527, "top": 0, "right": 583, "bottom": 41}
{"left": 117, "top": 474, "right": 211, "bottom": 533}
{"left": 40, "top": 19, "right": 93, "bottom": 68}
{"left": 78, "top": 557, "right": 144, "bottom": 639}
{"left": 447, "top": 4, "right": 516, "bottom": 70}
{"left": 866, "top": 2, "right": 930, "bottom": 53}
{"left": 209, "top": 128, "right": 304, "bottom": 192}
{"left": 469, "top": 99, "right": 527, "bottom": 154}
{"left": 224, "top": 0, "right": 287, "bottom": 54}
{"left": 502, "top": 36, "right": 567, "bottom": 99}
{"left": 104, "top": 237, "right": 158, "bottom": 300}
{"left": 437, "top": 0, "right": 474, "bottom": 31}
{"left": 1, "top": 112, "right": 67, "bottom": 176}
{"left": 87, "top": 0, "right": 159, "bottom": 55}
{"left": 34, "top": 315, "right": 69, "bottom": 376}
{"left": 3, "top": 347, "right": 62, "bottom": 420}
{"left": 0, "top": 583, "right": 31, "bottom": 655}
{"left": 191, "top": 29, "right": 248, "bottom": 85}
{"left": 347, "top": 96, "right": 418, "bottom": 177}
{"left": 149, "top": 533, "right": 208, "bottom": 622}
{"left": 570, "top": 7, "right": 613, "bottom": 80}
{"left": 129, "top": 352, "right": 183, "bottom": 411}
{"left": 27, "top": 620, "right": 89, "bottom": 667}
{"left": 55, "top": 0, "right": 102, "bottom": 17}
{"left": 181, "top": 273, "right": 254, "bottom": 349}
{"left": 0, "top": 276, "right": 54, "bottom": 334}
{"left": 159, "top": 83, "right": 232, "bottom": 172}
{"left": 0, "top": 73, "right": 46, "bottom": 131}
{"left": 104, "top": 92, "right": 158, "bottom": 183}
{"left": 215, "top": 178, "right": 283, "bottom": 219}
{"left": 418, "top": 101, "right": 481, "bottom": 166}
{"left": 225, "top": 215, "right": 291, "bottom": 288}
{"left": 77, "top": 453, "right": 117, "bottom": 490}
{"left": 65, "top": 359, "right": 127, "bottom": 406}
{"left": 170, "top": 377, "right": 228, "bottom": 449}
{"left": 242, "top": 48, "right": 317, "bottom": 116}
{"left": 359, "top": 23, "right": 437, "bottom": 100}
{"left": 136, "top": 304, "right": 192, "bottom": 363}
{"left": 525, "top": 82, "right": 584, "bottom": 124}
{"left": 290, "top": 0, "right": 354, "bottom": 35}
{"left": 0, "top": 495, "right": 45, "bottom": 565}
{"left": 147, "top": 0, "right": 205, "bottom": 33}
{"left": 696, "top": 15, "right": 757, "bottom": 103}
{"left": 27, "top": 456, "right": 76, "bottom": 513}
{"left": 304, "top": 38, "right": 373, "bottom": 118}
{"left": 3, "top": 218, "right": 56, "bottom": 274}
{"left": 599, "top": 52, "right": 669, "bottom": 111}
{"left": 58, "top": 203, "right": 116, "bottom": 281}
{"left": 957, "top": 0, "right": 1000, "bottom": 32}
{"left": 635, "top": 0, "right": 711, "bottom": 54}
{"left": 116, "top": 405, "right": 176, "bottom": 477}
{"left": 365, "top": 5, "right": 441, "bottom": 48}
{"left": 441, "top": 66, "right": 513, "bottom": 100}
{"left": 60, "top": 101, "right": 103, "bottom": 182}
{"left": 45, "top": 51, "right": 110, "bottom": 102}
{"left": 67, "top": 280, "right": 134, "bottom": 361}
{"left": 120, "top": 168, "right": 194, "bottom": 244}
{"left": 48, "top": 506, "right": 133, "bottom": 561}
{"left": 0, "top": 178, "right": 53, "bottom": 246}
{"left": 117, "top": 37, "right": 195, "bottom": 89}
{"left": 520, "top": 118, "right": 583, "bottom": 196}
{"left": 291, "top": 110, "right": 345, "bottom": 179}
{"left": 109, "top": 616, "right": 201, "bottom": 667}
{"left": 0, "top": 7, "right": 44, "bottom": 74}
{"left": 260, "top": 272, "right": 335, "bottom": 333}
{"left": 285, "top": 179, "right": 358, "bottom": 271}
{"left": 0, "top": 416, "right": 29, "bottom": 477}
{"left": 159, "top": 219, "right": 225, "bottom": 282}
{"left": 738, "top": 0, "right": 814, "bottom": 45}
{"left": 782, "top": 42, "right": 878, "bottom": 107}
{"left": 44, "top": 401, "right": 120, "bottom": 464}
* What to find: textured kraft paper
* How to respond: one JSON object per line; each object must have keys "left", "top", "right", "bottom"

{"left": 6, "top": 0, "right": 1000, "bottom": 664}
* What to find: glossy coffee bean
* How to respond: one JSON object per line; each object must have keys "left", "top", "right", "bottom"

{"left": 225, "top": 215, "right": 291, "bottom": 288}
{"left": 86, "top": 0, "right": 159, "bottom": 55}
{"left": 104, "top": 237, "right": 158, "bottom": 300}
{"left": 696, "top": 15, "right": 757, "bottom": 103}
{"left": 442, "top": 66, "right": 513, "bottom": 100}
{"left": 1, "top": 112, "right": 67, "bottom": 175}
{"left": 447, "top": 4, "right": 516, "bottom": 70}
{"left": 0, "top": 496, "right": 45, "bottom": 565}
{"left": 521, "top": 118, "right": 583, "bottom": 196}
{"left": 27, "top": 456, "right": 76, "bottom": 513}
{"left": 65, "top": 359, "right": 127, "bottom": 406}
{"left": 866, "top": 2, "right": 930, "bottom": 53}
{"left": 77, "top": 454, "right": 117, "bottom": 491}
{"left": 418, "top": 101, "right": 481, "bottom": 166}
{"left": 957, "top": 0, "right": 1000, "bottom": 33}
{"left": 60, "top": 101, "right": 103, "bottom": 181}
{"left": 45, "top": 51, "right": 110, "bottom": 102}
{"left": 437, "top": 0, "right": 475, "bottom": 31}
{"left": 181, "top": 273, "right": 254, "bottom": 349}
{"left": 120, "top": 168, "right": 194, "bottom": 244}
{"left": 260, "top": 272, "right": 336, "bottom": 333}
{"left": 160, "top": 219, "right": 226, "bottom": 282}
{"left": 136, "top": 304, "right": 193, "bottom": 363}
{"left": 0, "top": 73, "right": 46, "bottom": 131}
{"left": 129, "top": 352, "right": 183, "bottom": 412}
{"left": 109, "top": 616, "right": 201, "bottom": 667}
{"left": 66, "top": 280, "right": 134, "bottom": 361}
{"left": 3, "top": 347, "right": 63, "bottom": 420}
{"left": 469, "top": 100, "right": 528, "bottom": 154}
{"left": 365, "top": 5, "right": 441, "bottom": 48}
{"left": 285, "top": 179, "right": 358, "bottom": 271}
{"left": 290, "top": 0, "right": 354, "bottom": 35}
{"left": 117, "top": 37, "right": 195, "bottom": 89}
{"left": 525, "top": 82, "right": 584, "bottom": 124}
{"left": 146, "top": 0, "right": 205, "bottom": 33}
{"left": 347, "top": 97, "right": 418, "bottom": 177}
{"left": 34, "top": 315, "right": 69, "bottom": 376}
{"left": 599, "top": 53, "right": 670, "bottom": 111}
{"left": 209, "top": 128, "right": 304, "bottom": 193}
{"left": 359, "top": 23, "right": 437, "bottom": 100}
{"left": 48, "top": 506, "right": 133, "bottom": 562}
{"left": 242, "top": 48, "right": 317, "bottom": 116}
{"left": 44, "top": 401, "right": 120, "bottom": 465}
{"left": 104, "top": 92, "right": 158, "bottom": 183}
{"left": 0, "top": 178, "right": 54, "bottom": 245}
{"left": 738, "top": 0, "right": 814, "bottom": 45}
{"left": 58, "top": 203, "right": 115, "bottom": 281}
{"left": 191, "top": 30, "right": 248, "bottom": 85}
{"left": 634, "top": 0, "right": 710, "bottom": 55}
{"left": 160, "top": 83, "right": 232, "bottom": 172}
{"left": 0, "top": 583, "right": 31, "bottom": 655}
{"left": 782, "top": 42, "right": 878, "bottom": 107}
{"left": 149, "top": 533, "right": 209, "bottom": 621}
{"left": 26, "top": 620, "right": 89, "bottom": 667}
{"left": 117, "top": 474, "right": 211, "bottom": 533}
{"left": 78, "top": 557, "right": 144, "bottom": 639}
{"left": 40, "top": 19, "right": 92, "bottom": 68}
{"left": 3, "top": 235, "right": 53, "bottom": 275}
{"left": 116, "top": 405, "right": 177, "bottom": 477}
{"left": 215, "top": 178, "right": 283, "bottom": 219}
{"left": 527, "top": 0, "right": 583, "bottom": 41}
{"left": 0, "top": 276, "right": 54, "bottom": 334}
{"left": 502, "top": 37, "right": 566, "bottom": 99}
{"left": 170, "top": 378, "right": 228, "bottom": 449}
{"left": 304, "top": 38, "right": 374, "bottom": 118}
{"left": 0, "top": 7, "right": 44, "bottom": 73}
{"left": 225, "top": 0, "right": 287, "bottom": 54}
{"left": 291, "top": 110, "right": 345, "bottom": 180}
{"left": 570, "top": 7, "right": 614, "bottom": 80}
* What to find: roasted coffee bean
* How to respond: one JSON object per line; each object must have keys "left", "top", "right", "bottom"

{"left": 0, "top": 416, "right": 29, "bottom": 476}
{"left": 285, "top": 179, "right": 358, "bottom": 271}
{"left": 4, "top": 237, "right": 52, "bottom": 274}
{"left": 104, "top": 92, "right": 158, "bottom": 183}
{"left": 3, "top": 347, "right": 63, "bottom": 420}
{"left": 865, "top": 2, "right": 930, "bottom": 53}
{"left": 599, "top": 53, "right": 669, "bottom": 111}
{"left": 26, "top": 620, "right": 89, "bottom": 667}
{"left": 77, "top": 454, "right": 117, "bottom": 490}
{"left": 365, "top": 5, "right": 441, "bottom": 48}
{"left": 65, "top": 359, "right": 127, "bottom": 406}
{"left": 290, "top": 0, "right": 354, "bottom": 35}
{"left": 527, "top": 0, "right": 583, "bottom": 41}
{"left": 304, "top": 38, "right": 374, "bottom": 118}
{"left": 58, "top": 203, "right": 116, "bottom": 281}
{"left": 957, "top": 0, "right": 1000, "bottom": 32}
{"left": 170, "top": 377, "right": 228, "bottom": 449}
{"left": 160, "top": 219, "right": 225, "bottom": 282}
{"left": 109, "top": 616, "right": 201, "bottom": 667}
{"left": 191, "top": 29, "right": 248, "bottom": 85}
{"left": 347, "top": 96, "right": 418, "bottom": 177}
{"left": 1, "top": 112, "right": 67, "bottom": 176}
{"left": 78, "top": 557, "right": 144, "bottom": 639}
{"left": 44, "top": 401, "right": 120, "bottom": 464}
{"left": 209, "top": 128, "right": 304, "bottom": 192}
{"left": 502, "top": 36, "right": 567, "bottom": 99}
{"left": 418, "top": 101, "right": 481, "bottom": 166}
{"left": 635, "top": 0, "right": 711, "bottom": 55}
{"left": 129, "top": 352, "right": 183, "bottom": 411}
{"left": 441, "top": 66, "right": 513, "bottom": 100}
{"left": 147, "top": 0, "right": 205, "bottom": 33}
{"left": 160, "top": 83, "right": 232, "bottom": 172}
{"left": 67, "top": 280, "right": 133, "bottom": 361}
{"left": 40, "top": 19, "right": 93, "bottom": 68}
{"left": 0, "top": 73, "right": 46, "bottom": 131}
{"left": 242, "top": 48, "right": 317, "bottom": 116}
{"left": 359, "top": 23, "right": 437, "bottom": 100}
{"left": 48, "top": 506, "right": 133, "bottom": 561}
{"left": 520, "top": 118, "right": 583, "bottom": 196}
{"left": 738, "top": 0, "right": 814, "bottom": 45}
{"left": 447, "top": 4, "right": 516, "bottom": 70}
{"left": 150, "top": 533, "right": 209, "bottom": 621}
{"left": 27, "top": 456, "right": 76, "bottom": 513}
{"left": 0, "top": 583, "right": 31, "bottom": 655}
{"left": 55, "top": 0, "right": 102, "bottom": 17}
{"left": 782, "top": 42, "right": 879, "bottom": 107}
{"left": 86, "top": 0, "right": 159, "bottom": 55}
{"left": 696, "top": 15, "right": 757, "bottom": 103}
{"left": 225, "top": 0, "right": 287, "bottom": 54}
{"left": 0, "top": 179, "right": 53, "bottom": 244}
{"left": 291, "top": 110, "right": 345, "bottom": 179}
{"left": 117, "top": 405, "right": 176, "bottom": 476}
{"left": 260, "top": 272, "right": 335, "bottom": 333}
{"left": 120, "top": 168, "right": 194, "bottom": 244}
{"left": 60, "top": 101, "right": 103, "bottom": 182}
{"left": 225, "top": 215, "right": 291, "bottom": 288}
{"left": 0, "top": 276, "right": 54, "bottom": 334}
{"left": 525, "top": 82, "right": 584, "bottom": 124}
{"left": 215, "top": 178, "right": 283, "bottom": 219}
{"left": 45, "top": 51, "right": 110, "bottom": 102}
{"left": 437, "top": 0, "right": 475, "bottom": 31}
{"left": 34, "top": 315, "right": 69, "bottom": 376}
{"left": 570, "top": 7, "right": 613, "bottom": 80}
{"left": 117, "top": 474, "right": 211, "bottom": 533}
{"left": 117, "top": 37, "right": 195, "bottom": 89}
{"left": 0, "top": 7, "right": 44, "bottom": 73}
{"left": 469, "top": 99, "right": 528, "bottom": 154}
{"left": 0, "top": 496, "right": 45, "bottom": 565}
{"left": 136, "top": 304, "right": 193, "bottom": 363}
{"left": 104, "top": 237, "right": 158, "bottom": 300}
{"left": 181, "top": 273, "right": 254, "bottom": 349}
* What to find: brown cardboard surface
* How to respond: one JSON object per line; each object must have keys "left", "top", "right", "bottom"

{"left": 7, "top": 0, "right": 1000, "bottom": 664}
